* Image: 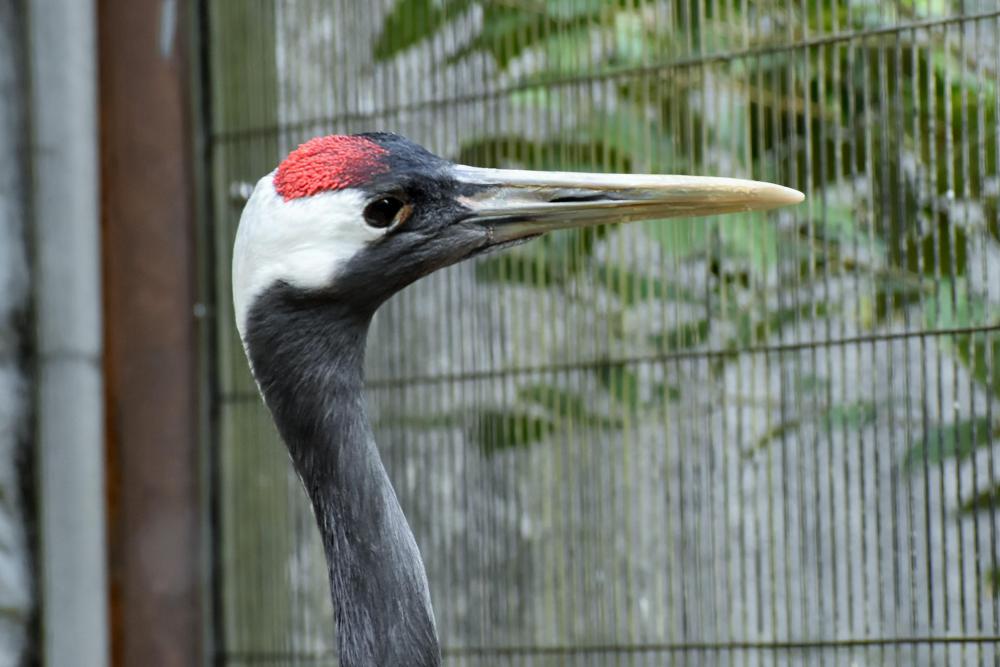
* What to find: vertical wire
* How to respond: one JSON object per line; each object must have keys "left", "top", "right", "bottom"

{"left": 511, "top": 4, "right": 529, "bottom": 657}
{"left": 792, "top": 2, "right": 812, "bottom": 657}
{"left": 914, "top": 16, "right": 936, "bottom": 665}
{"left": 695, "top": 1, "right": 723, "bottom": 659}
{"left": 593, "top": 6, "right": 610, "bottom": 648}
{"left": 750, "top": 41, "right": 766, "bottom": 667}
{"left": 678, "top": 0, "right": 695, "bottom": 651}
{"left": 903, "top": 16, "right": 925, "bottom": 667}
{"left": 800, "top": 2, "right": 823, "bottom": 660}
{"left": 764, "top": 11, "right": 782, "bottom": 662}
{"left": 984, "top": 10, "right": 1000, "bottom": 656}
{"left": 653, "top": 2, "right": 676, "bottom": 655}
{"left": 811, "top": 3, "right": 834, "bottom": 662}
{"left": 942, "top": 17, "right": 963, "bottom": 666}
{"left": 716, "top": 8, "right": 738, "bottom": 661}
{"left": 873, "top": 25, "right": 891, "bottom": 667}
{"left": 637, "top": 29, "right": 656, "bottom": 662}
{"left": 609, "top": 16, "right": 627, "bottom": 665}
{"left": 892, "top": 18, "right": 911, "bottom": 662}
{"left": 736, "top": 5, "right": 753, "bottom": 665}
{"left": 927, "top": 17, "right": 949, "bottom": 661}
{"left": 968, "top": 13, "right": 989, "bottom": 666}
{"left": 549, "top": 5, "right": 573, "bottom": 653}
{"left": 551, "top": 3, "right": 573, "bottom": 652}
{"left": 777, "top": 4, "right": 795, "bottom": 656}
{"left": 842, "top": 1, "right": 861, "bottom": 658}
{"left": 491, "top": 6, "right": 507, "bottom": 651}
{"left": 859, "top": 17, "right": 878, "bottom": 660}
{"left": 954, "top": 9, "right": 976, "bottom": 665}
{"left": 828, "top": 6, "right": 851, "bottom": 662}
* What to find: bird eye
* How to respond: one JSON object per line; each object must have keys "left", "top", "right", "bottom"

{"left": 363, "top": 196, "right": 408, "bottom": 230}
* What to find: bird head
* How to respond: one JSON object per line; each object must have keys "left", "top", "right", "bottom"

{"left": 233, "top": 132, "right": 803, "bottom": 338}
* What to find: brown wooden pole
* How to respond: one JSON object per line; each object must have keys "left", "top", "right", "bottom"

{"left": 98, "top": 0, "right": 205, "bottom": 664}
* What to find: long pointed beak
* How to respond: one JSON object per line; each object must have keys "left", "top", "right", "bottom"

{"left": 453, "top": 165, "right": 804, "bottom": 244}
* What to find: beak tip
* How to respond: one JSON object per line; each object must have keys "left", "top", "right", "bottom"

{"left": 758, "top": 183, "right": 805, "bottom": 209}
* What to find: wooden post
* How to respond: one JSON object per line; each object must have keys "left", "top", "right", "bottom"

{"left": 98, "top": 0, "right": 206, "bottom": 664}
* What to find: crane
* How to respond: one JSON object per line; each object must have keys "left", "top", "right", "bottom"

{"left": 233, "top": 132, "right": 803, "bottom": 667}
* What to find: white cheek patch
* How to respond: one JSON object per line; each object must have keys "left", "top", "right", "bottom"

{"left": 232, "top": 174, "right": 384, "bottom": 338}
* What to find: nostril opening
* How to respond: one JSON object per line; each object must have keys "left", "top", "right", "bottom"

{"left": 549, "top": 192, "right": 615, "bottom": 204}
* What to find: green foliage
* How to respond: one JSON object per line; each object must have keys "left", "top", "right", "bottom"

{"left": 594, "top": 363, "right": 639, "bottom": 410}
{"left": 988, "top": 569, "right": 1000, "bottom": 598}
{"left": 372, "top": 0, "right": 473, "bottom": 61}
{"left": 475, "top": 409, "right": 556, "bottom": 455}
{"left": 520, "top": 383, "right": 625, "bottom": 428}
{"left": 743, "top": 400, "right": 878, "bottom": 459}
{"left": 374, "top": 0, "right": 1000, "bottom": 586}
{"left": 473, "top": 383, "right": 625, "bottom": 455}
{"left": 903, "top": 418, "right": 997, "bottom": 470}
{"left": 958, "top": 484, "right": 1000, "bottom": 516}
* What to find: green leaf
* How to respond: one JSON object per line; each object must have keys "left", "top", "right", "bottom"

{"left": 544, "top": 0, "right": 608, "bottom": 20}
{"left": 743, "top": 419, "right": 804, "bottom": 459}
{"left": 958, "top": 484, "right": 1000, "bottom": 516}
{"left": 474, "top": 253, "right": 563, "bottom": 288}
{"left": 729, "top": 301, "right": 831, "bottom": 349}
{"left": 643, "top": 217, "right": 711, "bottom": 261}
{"left": 594, "top": 363, "right": 639, "bottom": 410}
{"left": 988, "top": 569, "right": 1000, "bottom": 598}
{"left": 653, "top": 382, "right": 682, "bottom": 402}
{"left": 456, "top": 135, "right": 633, "bottom": 173}
{"left": 518, "top": 384, "right": 623, "bottom": 429}
{"left": 742, "top": 400, "right": 877, "bottom": 459}
{"left": 926, "top": 286, "right": 1000, "bottom": 398}
{"left": 445, "top": 6, "right": 558, "bottom": 70}
{"left": 373, "top": 0, "right": 472, "bottom": 61}
{"left": 591, "top": 263, "right": 703, "bottom": 306}
{"left": 821, "top": 401, "right": 878, "bottom": 430}
{"left": 794, "top": 374, "right": 829, "bottom": 394}
{"left": 571, "top": 108, "right": 676, "bottom": 173}
{"left": 473, "top": 409, "right": 555, "bottom": 456}
{"left": 650, "top": 318, "right": 711, "bottom": 352}
{"left": 719, "top": 213, "right": 784, "bottom": 272}
{"left": 954, "top": 335, "right": 1000, "bottom": 399}
{"left": 897, "top": 0, "right": 950, "bottom": 18}
{"left": 924, "top": 281, "right": 987, "bottom": 330}
{"left": 447, "top": 0, "right": 659, "bottom": 70}
{"left": 474, "top": 223, "right": 609, "bottom": 287}
{"left": 903, "top": 418, "right": 997, "bottom": 470}
{"left": 872, "top": 272, "right": 930, "bottom": 324}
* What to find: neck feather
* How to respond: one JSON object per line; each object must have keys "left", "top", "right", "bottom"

{"left": 243, "top": 284, "right": 441, "bottom": 667}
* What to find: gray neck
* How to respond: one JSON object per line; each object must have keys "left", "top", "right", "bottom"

{"left": 243, "top": 285, "right": 441, "bottom": 667}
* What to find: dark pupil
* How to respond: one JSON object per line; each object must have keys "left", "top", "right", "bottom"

{"left": 363, "top": 197, "right": 404, "bottom": 228}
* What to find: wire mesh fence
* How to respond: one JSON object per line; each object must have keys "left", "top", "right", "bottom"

{"left": 205, "top": 1, "right": 1000, "bottom": 664}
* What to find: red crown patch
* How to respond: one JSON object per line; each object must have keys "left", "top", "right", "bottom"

{"left": 274, "top": 135, "right": 390, "bottom": 201}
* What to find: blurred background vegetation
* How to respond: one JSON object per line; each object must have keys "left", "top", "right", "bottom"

{"left": 208, "top": 1, "right": 999, "bottom": 665}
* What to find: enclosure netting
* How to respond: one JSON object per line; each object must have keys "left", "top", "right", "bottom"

{"left": 206, "top": 1, "right": 1000, "bottom": 664}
